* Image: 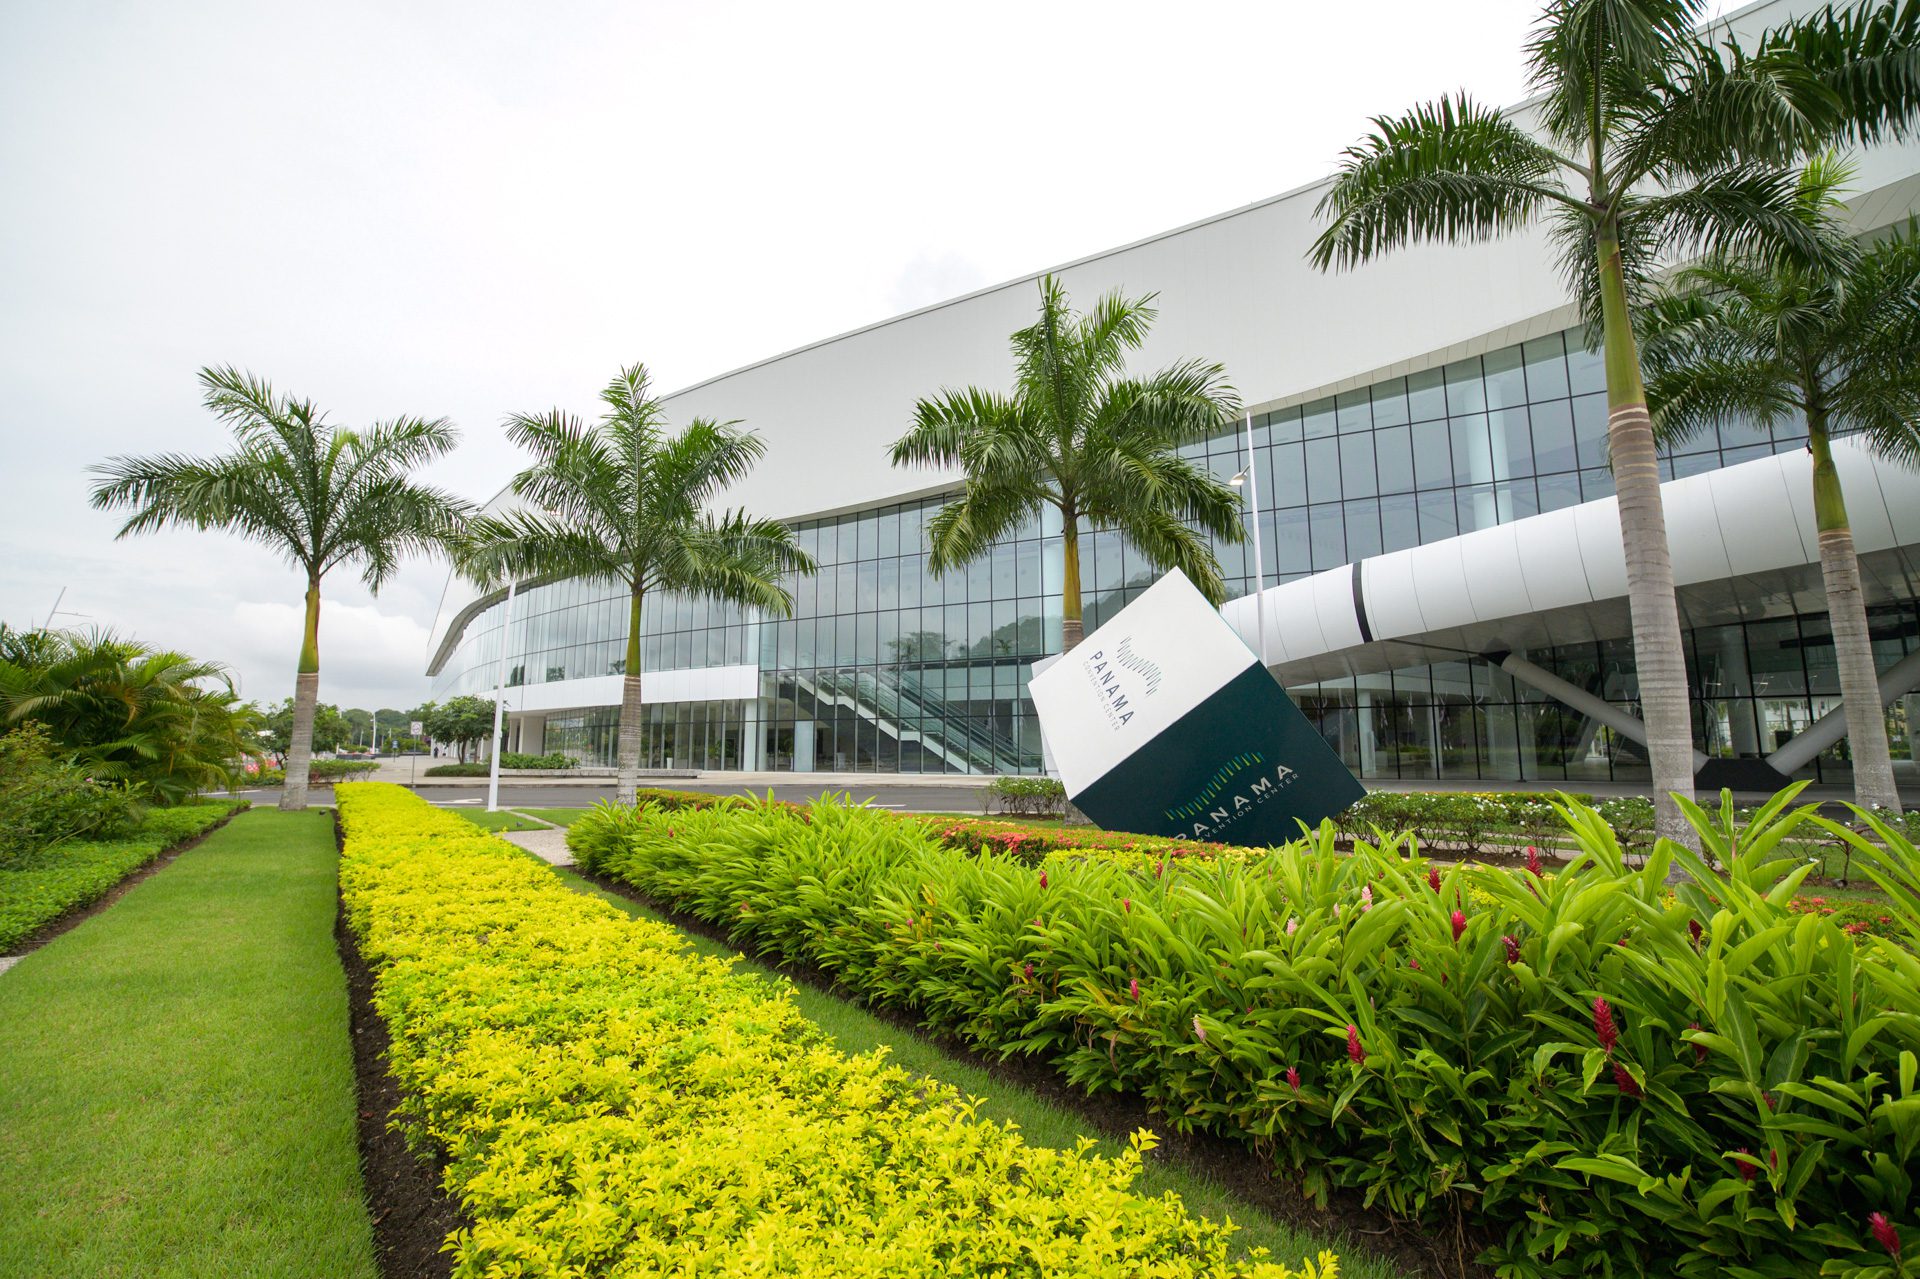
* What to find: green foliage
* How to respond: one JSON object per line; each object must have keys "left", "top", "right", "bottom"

{"left": 422, "top": 762, "right": 488, "bottom": 777}
{"left": 985, "top": 775, "right": 1068, "bottom": 817}
{"left": 258, "top": 698, "right": 350, "bottom": 756}
{"left": 0, "top": 724, "right": 142, "bottom": 868}
{"left": 891, "top": 275, "right": 1243, "bottom": 629}
{"left": 0, "top": 798, "right": 245, "bottom": 951}
{"left": 422, "top": 694, "right": 494, "bottom": 762}
{"left": 338, "top": 783, "right": 1334, "bottom": 1278}
{"left": 253, "top": 758, "right": 379, "bottom": 786}
{"left": 498, "top": 750, "right": 575, "bottom": 769}
{"left": 572, "top": 785, "right": 1920, "bottom": 1278}
{"left": 0, "top": 625, "right": 262, "bottom": 803}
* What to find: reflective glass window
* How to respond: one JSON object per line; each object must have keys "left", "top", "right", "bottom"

{"left": 1344, "top": 497, "right": 1383, "bottom": 560}
{"left": 1339, "top": 432, "right": 1377, "bottom": 498}
{"left": 1302, "top": 397, "right": 1337, "bottom": 438}
{"left": 1573, "top": 393, "right": 1610, "bottom": 469}
{"left": 1336, "top": 389, "right": 1372, "bottom": 433}
{"left": 1370, "top": 377, "right": 1410, "bottom": 428}
{"left": 1412, "top": 420, "right": 1452, "bottom": 489}
{"left": 1268, "top": 442, "right": 1307, "bottom": 507}
{"left": 1444, "top": 357, "right": 1487, "bottom": 414}
{"left": 1374, "top": 425, "right": 1414, "bottom": 494}
{"left": 1305, "top": 436, "right": 1342, "bottom": 502}
{"left": 1491, "top": 405, "right": 1532, "bottom": 477}
{"left": 1531, "top": 399, "right": 1577, "bottom": 473}
{"left": 1407, "top": 367, "right": 1448, "bottom": 421}
{"left": 1522, "top": 332, "right": 1570, "bottom": 399}
{"left": 1380, "top": 492, "right": 1420, "bottom": 552}
{"left": 1309, "top": 504, "right": 1346, "bottom": 569}
{"left": 1566, "top": 337, "right": 1606, "bottom": 395}
{"left": 1483, "top": 346, "right": 1527, "bottom": 409}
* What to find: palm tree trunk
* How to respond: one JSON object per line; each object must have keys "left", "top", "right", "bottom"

{"left": 280, "top": 579, "right": 321, "bottom": 812}
{"left": 1060, "top": 520, "right": 1084, "bottom": 652}
{"left": 1596, "top": 227, "right": 1698, "bottom": 847}
{"left": 616, "top": 586, "right": 644, "bottom": 805}
{"left": 1809, "top": 419, "right": 1903, "bottom": 813}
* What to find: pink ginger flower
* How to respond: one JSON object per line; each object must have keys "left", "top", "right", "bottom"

{"left": 1286, "top": 1066, "right": 1301, "bottom": 1091}
{"left": 1129, "top": 977, "right": 1140, "bottom": 1002}
{"left": 1870, "top": 1212, "right": 1902, "bottom": 1259}
{"left": 1450, "top": 909, "right": 1467, "bottom": 942}
{"left": 1122, "top": 897, "right": 1131, "bottom": 914}
{"left": 1286, "top": 916, "right": 1298, "bottom": 936}
{"left": 1613, "top": 1063, "right": 1641, "bottom": 1098}
{"left": 1347, "top": 1024, "right": 1364, "bottom": 1064}
{"left": 1193, "top": 1015, "right": 1207, "bottom": 1043}
{"left": 1361, "top": 885, "right": 1374, "bottom": 912}
{"left": 1594, "top": 997, "right": 1619, "bottom": 1054}
{"left": 1502, "top": 935, "right": 1520, "bottom": 964}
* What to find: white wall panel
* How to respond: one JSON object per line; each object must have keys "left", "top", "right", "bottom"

{"left": 1360, "top": 552, "right": 1424, "bottom": 639}
{"left": 1512, "top": 510, "right": 1592, "bottom": 613}
{"left": 1663, "top": 480, "right": 1734, "bottom": 585}
{"left": 1457, "top": 524, "right": 1534, "bottom": 623}
{"left": 1572, "top": 501, "right": 1630, "bottom": 601}
{"left": 1407, "top": 541, "right": 1475, "bottom": 632}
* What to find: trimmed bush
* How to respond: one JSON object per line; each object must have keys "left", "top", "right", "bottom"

{"left": 572, "top": 786, "right": 1920, "bottom": 1278}
{"left": 0, "top": 798, "right": 247, "bottom": 950}
{"left": 498, "top": 750, "right": 575, "bottom": 769}
{"left": 335, "top": 783, "right": 1333, "bottom": 1278}
{"left": 985, "top": 775, "right": 1069, "bottom": 817}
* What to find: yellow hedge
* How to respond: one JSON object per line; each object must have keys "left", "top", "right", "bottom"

{"left": 336, "top": 783, "right": 1335, "bottom": 1279}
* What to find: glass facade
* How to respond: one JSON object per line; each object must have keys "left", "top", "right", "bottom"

{"left": 431, "top": 322, "right": 1917, "bottom": 781}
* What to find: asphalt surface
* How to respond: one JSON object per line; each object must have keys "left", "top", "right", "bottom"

{"left": 234, "top": 780, "right": 988, "bottom": 814}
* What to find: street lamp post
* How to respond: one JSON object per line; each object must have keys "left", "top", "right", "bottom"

{"left": 486, "top": 579, "right": 518, "bottom": 814}
{"left": 1228, "top": 410, "right": 1268, "bottom": 668}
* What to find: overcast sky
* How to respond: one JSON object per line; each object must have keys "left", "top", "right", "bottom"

{"left": 0, "top": 0, "right": 1738, "bottom": 711}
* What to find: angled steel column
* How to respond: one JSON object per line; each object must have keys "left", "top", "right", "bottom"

{"left": 1489, "top": 649, "right": 1709, "bottom": 771}
{"left": 1766, "top": 646, "right": 1920, "bottom": 777}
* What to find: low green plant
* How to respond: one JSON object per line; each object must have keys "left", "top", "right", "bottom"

{"left": 0, "top": 798, "right": 246, "bottom": 950}
{"left": 574, "top": 785, "right": 1920, "bottom": 1278}
{"left": 0, "top": 723, "right": 141, "bottom": 867}
{"left": 984, "top": 775, "right": 1068, "bottom": 817}
{"left": 421, "top": 762, "right": 487, "bottom": 777}
{"left": 498, "top": 750, "right": 575, "bottom": 769}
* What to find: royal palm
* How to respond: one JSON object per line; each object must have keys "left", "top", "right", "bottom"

{"left": 891, "top": 275, "right": 1243, "bottom": 653}
{"left": 1640, "top": 163, "right": 1919, "bottom": 812}
{"left": 1310, "top": 0, "right": 1920, "bottom": 840}
{"left": 459, "top": 365, "right": 812, "bottom": 805}
{"left": 89, "top": 368, "right": 466, "bottom": 810}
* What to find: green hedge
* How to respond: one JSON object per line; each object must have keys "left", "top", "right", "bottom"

{"left": 572, "top": 787, "right": 1920, "bottom": 1278}
{"left": 0, "top": 799, "right": 249, "bottom": 951}
{"left": 337, "top": 783, "right": 1333, "bottom": 1278}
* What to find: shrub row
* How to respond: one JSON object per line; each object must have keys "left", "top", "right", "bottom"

{"left": 571, "top": 787, "right": 1920, "bottom": 1279}
{"left": 498, "top": 750, "right": 575, "bottom": 769}
{"left": 336, "top": 782, "right": 1332, "bottom": 1278}
{"left": 984, "top": 775, "right": 1069, "bottom": 817}
{"left": 0, "top": 798, "right": 248, "bottom": 951}
{"left": 253, "top": 758, "right": 382, "bottom": 786}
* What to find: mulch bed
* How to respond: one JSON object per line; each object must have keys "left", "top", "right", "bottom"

{"left": 333, "top": 821, "right": 467, "bottom": 1279}
{"left": 570, "top": 864, "right": 1491, "bottom": 1279}
{"left": 1, "top": 807, "right": 244, "bottom": 960}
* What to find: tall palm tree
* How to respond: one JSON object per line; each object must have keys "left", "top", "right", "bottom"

{"left": 89, "top": 367, "right": 468, "bottom": 810}
{"left": 458, "top": 364, "right": 813, "bottom": 805}
{"left": 1309, "top": 0, "right": 1920, "bottom": 842}
{"left": 1640, "top": 163, "right": 1920, "bottom": 812}
{"left": 891, "top": 274, "right": 1243, "bottom": 653}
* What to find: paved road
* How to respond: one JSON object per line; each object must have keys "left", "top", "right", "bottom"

{"left": 234, "top": 780, "right": 988, "bottom": 814}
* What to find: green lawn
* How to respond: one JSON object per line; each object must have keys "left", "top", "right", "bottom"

{"left": 512, "top": 806, "right": 596, "bottom": 827}
{"left": 543, "top": 859, "right": 1404, "bottom": 1279}
{"left": 0, "top": 809, "right": 377, "bottom": 1279}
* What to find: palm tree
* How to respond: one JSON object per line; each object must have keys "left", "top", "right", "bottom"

{"left": 1308, "top": 0, "right": 1920, "bottom": 842}
{"left": 1639, "top": 162, "right": 1920, "bottom": 812}
{"left": 891, "top": 275, "right": 1243, "bottom": 653}
{"left": 458, "top": 364, "right": 813, "bottom": 805}
{"left": 89, "top": 367, "right": 468, "bottom": 810}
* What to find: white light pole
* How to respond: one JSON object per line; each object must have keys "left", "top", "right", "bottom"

{"left": 1229, "top": 410, "right": 1268, "bottom": 668}
{"left": 485, "top": 579, "right": 518, "bottom": 813}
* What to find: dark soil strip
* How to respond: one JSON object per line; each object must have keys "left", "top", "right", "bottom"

{"left": 3, "top": 808, "right": 243, "bottom": 959}
{"left": 570, "top": 865, "right": 1487, "bottom": 1279}
{"left": 333, "top": 826, "right": 467, "bottom": 1279}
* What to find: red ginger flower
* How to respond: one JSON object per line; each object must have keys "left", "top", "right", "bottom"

{"left": 1502, "top": 935, "right": 1521, "bottom": 964}
{"left": 1122, "top": 897, "right": 1131, "bottom": 913}
{"left": 1733, "top": 1148, "right": 1758, "bottom": 1183}
{"left": 1428, "top": 867, "right": 1442, "bottom": 893}
{"left": 1594, "top": 997, "right": 1619, "bottom": 1054}
{"left": 1688, "top": 918, "right": 1703, "bottom": 946}
{"left": 1871, "top": 1212, "right": 1902, "bottom": 1259}
{"left": 1347, "top": 1024, "right": 1364, "bottom": 1064}
{"left": 1038, "top": 870, "right": 1048, "bottom": 889}
{"left": 1613, "top": 1063, "right": 1641, "bottom": 1097}
{"left": 1450, "top": 909, "right": 1467, "bottom": 942}
{"left": 1129, "top": 977, "right": 1140, "bottom": 1002}
{"left": 1688, "top": 1022, "right": 1707, "bottom": 1065}
{"left": 1526, "top": 846, "right": 1543, "bottom": 878}
{"left": 1022, "top": 962, "right": 1034, "bottom": 981}
{"left": 1286, "top": 1066, "right": 1301, "bottom": 1091}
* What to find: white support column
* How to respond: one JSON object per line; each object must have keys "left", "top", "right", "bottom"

{"left": 1767, "top": 647, "right": 1920, "bottom": 776}
{"left": 1494, "top": 651, "right": 1709, "bottom": 770}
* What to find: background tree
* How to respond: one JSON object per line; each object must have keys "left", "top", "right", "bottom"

{"left": 0, "top": 626, "right": 262, "bottom": 803}
{"left": 1640, "top": 165, "right": 1920, "bottom": 812}
{"left": 259, "top": 697, "right": 350, "bottom": 759}
{"left": 89, "top": 367, "right": 469, "bottom": 810}
{"left": 423, "top": 694, "right": 496, "bottom": 763}
{"left": 891, "top": 275, "right": 1243, "bottom": 652}
{"left": 1309, "top": 0, "right": 1920, "bottom": 841}
{"left": 341, "top": 707, "right": 373, "bottom": 747}
{"left": 459, "top": 365, "right": 814, "bottom": 804}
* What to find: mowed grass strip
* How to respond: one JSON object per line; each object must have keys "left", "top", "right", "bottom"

{"left": 0, "top": 809, "right": 377, "bottom": 1279}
